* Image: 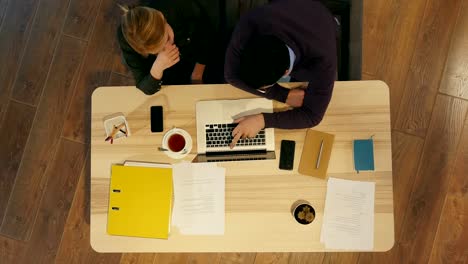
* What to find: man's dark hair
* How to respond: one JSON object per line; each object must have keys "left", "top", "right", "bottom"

{"left": 239, "top": 35, "right": 290, "bottom": 88}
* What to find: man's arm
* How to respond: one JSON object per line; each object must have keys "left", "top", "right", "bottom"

{"left": 191, "top": 63, "right": 206, "bottom": 83}
{"left": 263, "top": 67, "right": 335, "bottom": 129}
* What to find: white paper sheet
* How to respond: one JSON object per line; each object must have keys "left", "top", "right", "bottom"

{"left": 172, "top": 162, "right": 225, "bottom": 235}
{"left": 320, "top": 177, "right": 375, "bottom": 250}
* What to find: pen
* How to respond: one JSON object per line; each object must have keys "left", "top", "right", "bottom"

{"left": 316, "top": 139, "right": 324, "bottom": 169}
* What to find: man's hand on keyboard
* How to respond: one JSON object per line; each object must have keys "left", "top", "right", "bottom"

{"left": 229, "top": 114, "right": 265, "bottom": 149}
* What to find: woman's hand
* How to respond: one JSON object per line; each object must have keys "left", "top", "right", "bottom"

{"left": 150, "top": 44, "right": 180, "bottom": 79}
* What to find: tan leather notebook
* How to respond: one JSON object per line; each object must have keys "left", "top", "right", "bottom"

{"left": 298, "top": 129, "right": 335, "bottom": 179}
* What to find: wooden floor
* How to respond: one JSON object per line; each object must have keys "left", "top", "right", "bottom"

{"left": 0, "top": 0, "right": 467, "bottom": 263}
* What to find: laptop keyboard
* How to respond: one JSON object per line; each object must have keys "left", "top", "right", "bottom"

{"left": 205, "top": 123, "right": 266, "bottom": 148}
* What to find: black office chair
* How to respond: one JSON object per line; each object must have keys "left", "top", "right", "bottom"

{"left": 320, "top": 0, "right": 362, "bottom": 81}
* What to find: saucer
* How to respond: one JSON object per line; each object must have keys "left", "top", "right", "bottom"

{"left": 162, "top": 128, "right": 192, "bottom": 159}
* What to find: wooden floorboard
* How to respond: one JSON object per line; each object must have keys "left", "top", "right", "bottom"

{"left": 367, "top": 0, "right": 428, "bottom": 127}
{"left": 0, "top": 101, "right": 36, "bottom": 226}
{"left": 218, "top": 253, "right": 256, "bottom": 264}
{"left": 55, "top": 156, "right": 93, "bottom": 264}
{"left": 388, "top": 132, "right": 425, "bottom": 237}
{"left": 428, "top": 114, "right": 468, "bottom": 263}
{"left": 0, "top": 0, "right": 9, "bottom": 28}
{"left": 56, "top": 151, "right": 122, "bottom": 264}
{"left": 438, "top": 0, "right": 468, "bottom": 101}
{"left": 61, "top": 0, "right": 133, "bottom": 144}
{"left": 112, "top": 50, "right": 133, "bottom": 78}
{"left": 0, "top": 35, "right": 87, "bottom": 241}
{"left": 361, "top": 72, "right": 375, "bottom": 80}
{"left": 322, "top": 253, "right": 359, "bottom": 264}
{"left": 120, "top": 253, "right": 157, "bottom": 264}
{"left": 253, "top": 253, "right": 290, "bottom": 264}
{"left": 156, "top": 253, "right": 190, "bottom": 264}
{"left": 63, "top": 0, "right": 103, "bottom": 41}
{"left": 426, "top": 7, "right": 468, "bottom": 261}
{"left": 359, "top": 242, "right": 419, "bottom": 264}
{"left": 357, "top": 132, "right": 425, "bottom": 263}
{"left": 0, "top": 0, "right": 467, "bottom": 262}
{"left": 361, "top": 0, "right": 401, "bottom": 76}
{"left": 85, "top": 253, "right": 123, "bottom": 264}
{"left": 20, "top": 139, "right": 87, "bottom": 264}
{"left": 287, "top": 253, "right": 324, "bottom": 264}
{"left": 0, "top": 236, "right": 26, "bottom": 263}
{"left": 0, "top": 0, "right": 39, "bottom": 123}
{"left": 395, "top": 0, "right": 463, "bottom": 137}
{"left": 186, "top": 253, "right": 221, "bottom": 264}
{"left": 108, "top": 72, "right": 135, "bottom": 87}
{"left": 399, "top": 95, "right": 468, "bottom": 263}
{"left": 10, "top": 0, "right": 72, "bottom": 106}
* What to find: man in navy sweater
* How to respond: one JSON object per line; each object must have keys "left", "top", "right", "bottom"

{"left": 224, "top": 0, "right": 337, "bottom": 148}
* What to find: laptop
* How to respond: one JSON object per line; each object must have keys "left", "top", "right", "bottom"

{"left": 195, "top": 98, "right": 276, "bottom": 162}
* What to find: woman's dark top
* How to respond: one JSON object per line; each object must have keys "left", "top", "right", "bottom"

{"left": 117, "top": 0, "right": 222, "bottom": 95}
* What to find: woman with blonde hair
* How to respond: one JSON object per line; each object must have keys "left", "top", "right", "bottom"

{"left": 118, "top": 0, "right": 222, "bottom": 95}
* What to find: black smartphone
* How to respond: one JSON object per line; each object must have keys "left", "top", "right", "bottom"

{"left": 279, "top": 140, "right": 296, "bottom": 170}
{"left": 150, "top": 106, "right": 163, "bottom": 132}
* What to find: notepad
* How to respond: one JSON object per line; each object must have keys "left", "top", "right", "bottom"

{"left": 353, "top": 138, "right": 375, "bottom": 172}
{"left": 298, "top": 129, "right": 335, "bottom": 179}
{"left": 107, "top": 165, "right": 173, "bottom": 239}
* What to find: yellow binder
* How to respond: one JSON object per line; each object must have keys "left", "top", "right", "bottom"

{"left": 107, "top": 165, "right": 173, "bottom": 239}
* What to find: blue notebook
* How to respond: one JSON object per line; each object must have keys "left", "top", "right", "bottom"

{"left": 353, "top": 138, "right": 375, "bottom": 172}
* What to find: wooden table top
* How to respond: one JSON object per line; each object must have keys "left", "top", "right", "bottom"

{"left": 90, "top": 81, "right": 394, "bottom": 252}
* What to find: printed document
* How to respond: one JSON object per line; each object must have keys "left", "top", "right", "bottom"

{"left": 320, "top": 177, "right": 375, "bottom": 250}
{"left": 172, "top": 162, "right": 225, "bottom": 235}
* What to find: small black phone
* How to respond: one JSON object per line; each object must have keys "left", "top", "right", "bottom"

{"left": 279, "top": 140, "right": 296, "bottom": 170}
{"left": 150, "top": 106, "right": 163, "bottom": 132}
